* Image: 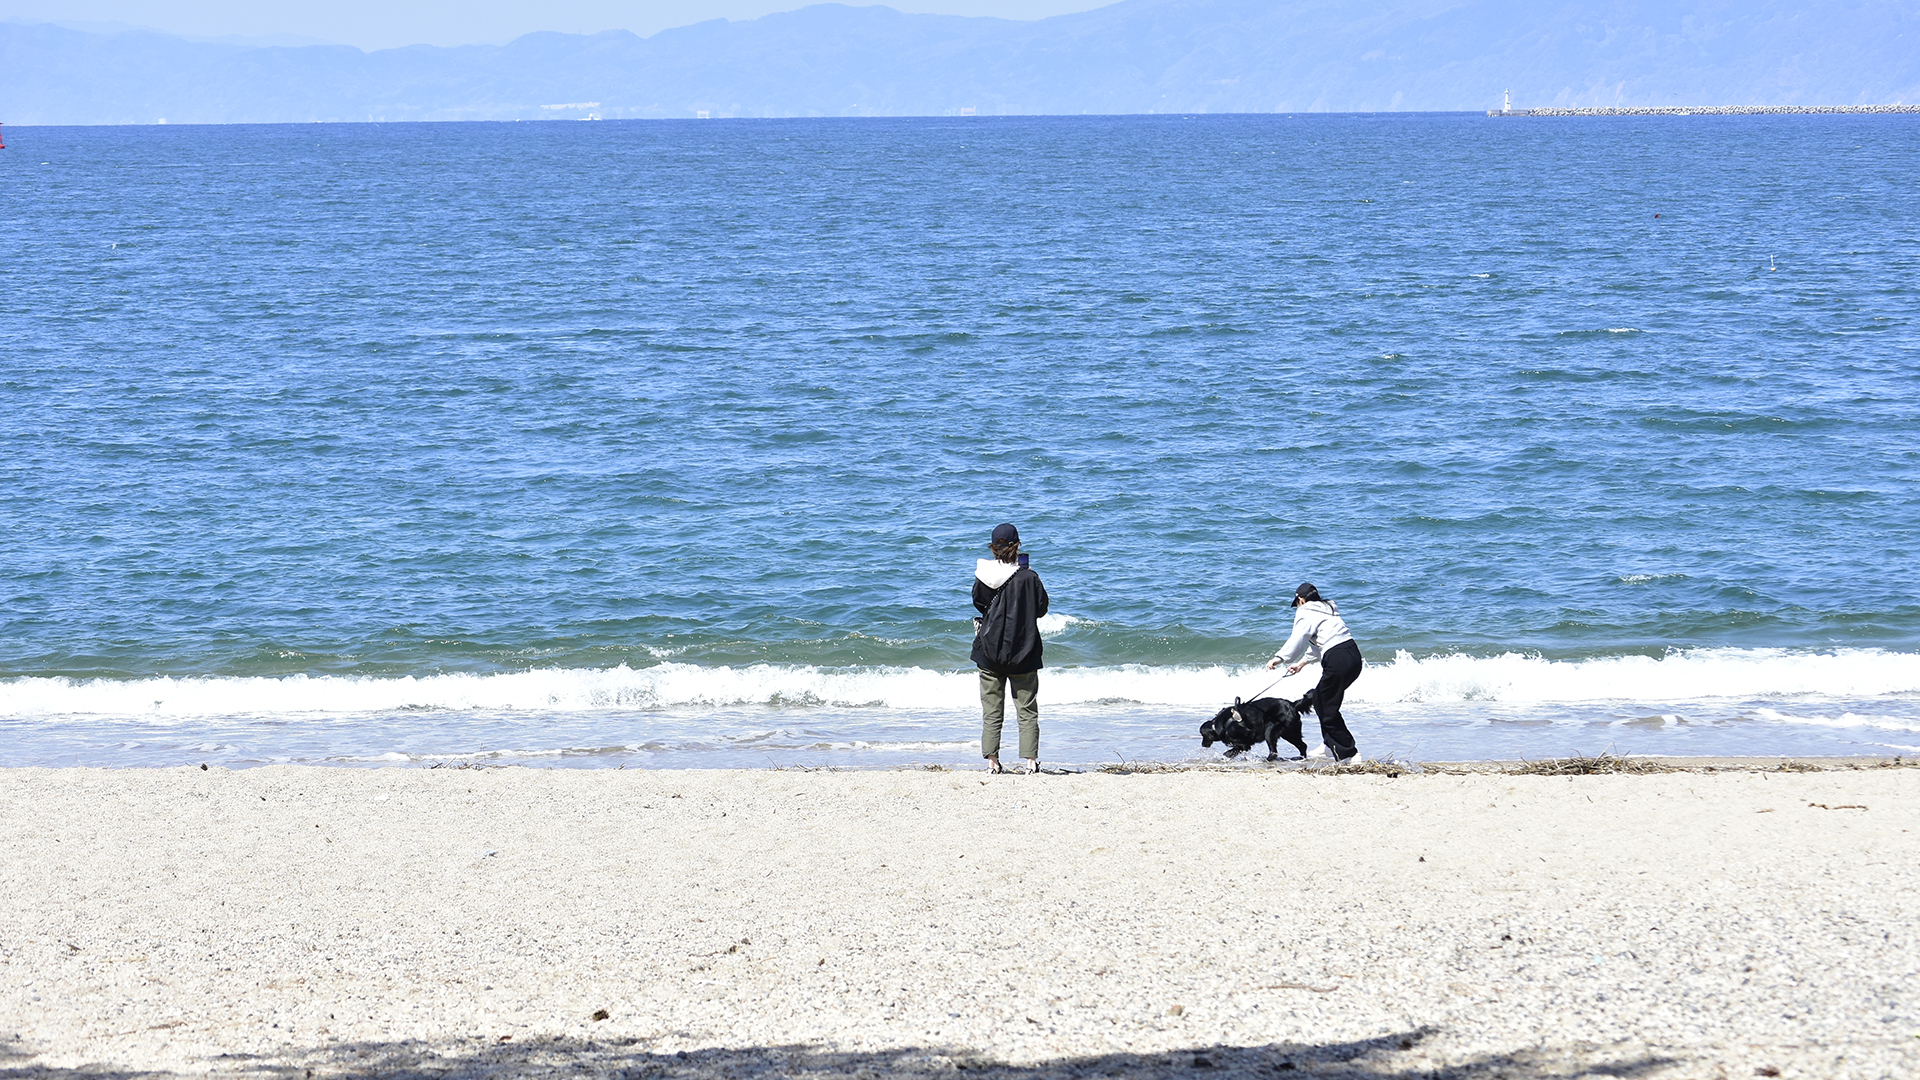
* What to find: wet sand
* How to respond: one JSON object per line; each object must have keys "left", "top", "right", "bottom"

{"left": 2, "top": 762, "right": 1916, "bottom": 1079}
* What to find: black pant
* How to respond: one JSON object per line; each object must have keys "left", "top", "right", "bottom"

{"left": 1299, "top": 639, "right": 1362, "bottom": 760}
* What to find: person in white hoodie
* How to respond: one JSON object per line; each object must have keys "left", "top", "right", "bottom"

{"left": 1265, "top": 582, "right": 1363, "bottom": 762}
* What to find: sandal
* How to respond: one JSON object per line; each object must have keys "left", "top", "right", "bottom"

{"left": 987, "top": 757, "right": 1005, "bottom": 774}
{"left": 1026, "top": 759, "right": 1041, "bottom": 775}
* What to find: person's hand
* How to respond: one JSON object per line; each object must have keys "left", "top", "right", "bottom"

{"left": 1287, "top": 664, "right": 1304, "bottom": 675}
{"left": 1265, "top": 658, "right": 1281, "bottom": 670}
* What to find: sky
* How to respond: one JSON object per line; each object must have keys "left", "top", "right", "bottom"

{"left": 2, "top": 0, "right": 1110, "bottom": 49}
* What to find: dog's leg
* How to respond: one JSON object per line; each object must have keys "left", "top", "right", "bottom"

{"left": 1282, "top": 716, "right": 1309, "bottom": 759}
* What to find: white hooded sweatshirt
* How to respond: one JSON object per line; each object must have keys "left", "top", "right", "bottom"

{"left": 1271, "top": 600, "right": 1353, "bottom": 667}
{"left": 975, "top": 558, "right": 1019, "bottom": 590}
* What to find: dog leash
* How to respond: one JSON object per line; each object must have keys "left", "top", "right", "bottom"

{"left": 1225, "top": 666, "right": 1316, "bottom": 729}
{"left": 1242, "top": 667, "right": 1301, "bottom": 703}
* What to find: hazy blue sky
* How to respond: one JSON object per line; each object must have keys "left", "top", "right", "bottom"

{"left": 3, "top": 0, "right": 1108, "bottom": 48}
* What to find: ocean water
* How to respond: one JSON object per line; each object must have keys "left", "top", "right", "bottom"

{"left": 4, "top": 113, "right": 1918, "bottom": 769}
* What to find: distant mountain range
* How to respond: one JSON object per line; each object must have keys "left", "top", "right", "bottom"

{"left": 4, "top": 0, "right": 1917, "bottom": 124}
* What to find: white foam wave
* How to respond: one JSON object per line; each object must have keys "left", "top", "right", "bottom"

{"left": 1364, "top": 647, "right": 1920, "bottom": 706}
{"left": 2, "top": 648, "right": 1914, "bottom": 721}
{"left": 1037, "top": 613, "right": 1085, "bottom": 635}
{"left": 1747, "top": 707, "right": 1920, "bottom": 733}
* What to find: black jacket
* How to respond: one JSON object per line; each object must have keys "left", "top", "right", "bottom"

{"left": 970, "top": 562, "right": 1049, "bottom": 675}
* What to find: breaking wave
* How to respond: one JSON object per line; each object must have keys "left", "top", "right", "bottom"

{"left": 3, "top": 647, "right": 1915, "bottom": 722}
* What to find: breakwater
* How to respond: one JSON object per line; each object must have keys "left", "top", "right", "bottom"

{"left": 1490, "top": 104, "right": 1920, "bottom": 116}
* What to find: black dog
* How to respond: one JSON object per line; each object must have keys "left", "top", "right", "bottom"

{"left": 1200, "top": 696, "right": 1309, "bottom": 762}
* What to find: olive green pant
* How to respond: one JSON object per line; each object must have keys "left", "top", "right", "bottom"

{"left": 979, "top": 670, "right": 1039, "bottom": 760}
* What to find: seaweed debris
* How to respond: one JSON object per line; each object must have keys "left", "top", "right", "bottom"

{"left": 1508, "top": 754, "right": 1677, "bottom": 776}
{"left": 1097, "top": 760, "right": 1238, "bottom": 775}
{"left": 1307, "top": 759, "right": 1409, "bottom": 777}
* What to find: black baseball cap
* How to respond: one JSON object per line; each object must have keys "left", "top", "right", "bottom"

{"left": 1293, "top": 582, "right": 1321, "bottom": 605}
{"left": 991, "top": 523, "right": 1020, "bottom": 545}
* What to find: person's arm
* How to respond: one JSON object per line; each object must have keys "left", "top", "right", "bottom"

{"left": 973, "top": 577, "right": 994, "bottom": 616}
{"left": 1034, "top": 574, "right": 1049, "bottom": 619}
{"left": 1265, "top": 617, "right": 1313, "bottom": 671}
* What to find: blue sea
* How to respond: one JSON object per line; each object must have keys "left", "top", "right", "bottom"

{"left": 4, "top": 113, "right": 1918, "bottom": 768}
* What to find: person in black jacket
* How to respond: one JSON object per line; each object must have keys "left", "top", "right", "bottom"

{"left": 971, "top": 522, "right": 1049, "bottom": 774}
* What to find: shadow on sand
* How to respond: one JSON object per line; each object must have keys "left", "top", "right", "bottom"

{"left": 2, "top": 1027, "right": 1684, "bottom": 1080}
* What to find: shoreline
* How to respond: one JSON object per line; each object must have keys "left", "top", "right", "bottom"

{"left": 4, "top": 764, "right": 1916, "bottom": 1078}
{"left": 11, "top": 753, "right": 1904, "bottom": 768}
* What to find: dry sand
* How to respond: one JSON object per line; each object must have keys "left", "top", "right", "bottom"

{"left": 2, "top": 762, "right": 1916, "bottom": 1079}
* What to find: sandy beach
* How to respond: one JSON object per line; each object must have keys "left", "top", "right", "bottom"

{"left": 2, "top": 762, "right": 1915, "bottom": 1079}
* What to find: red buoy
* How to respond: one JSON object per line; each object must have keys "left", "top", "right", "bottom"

{"left": 0, "top": 122, "right": 7, "bottom": 150}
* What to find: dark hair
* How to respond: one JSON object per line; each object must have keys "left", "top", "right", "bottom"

{"left": 990, "top": 538, "right": 1020, "bottom": 564}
